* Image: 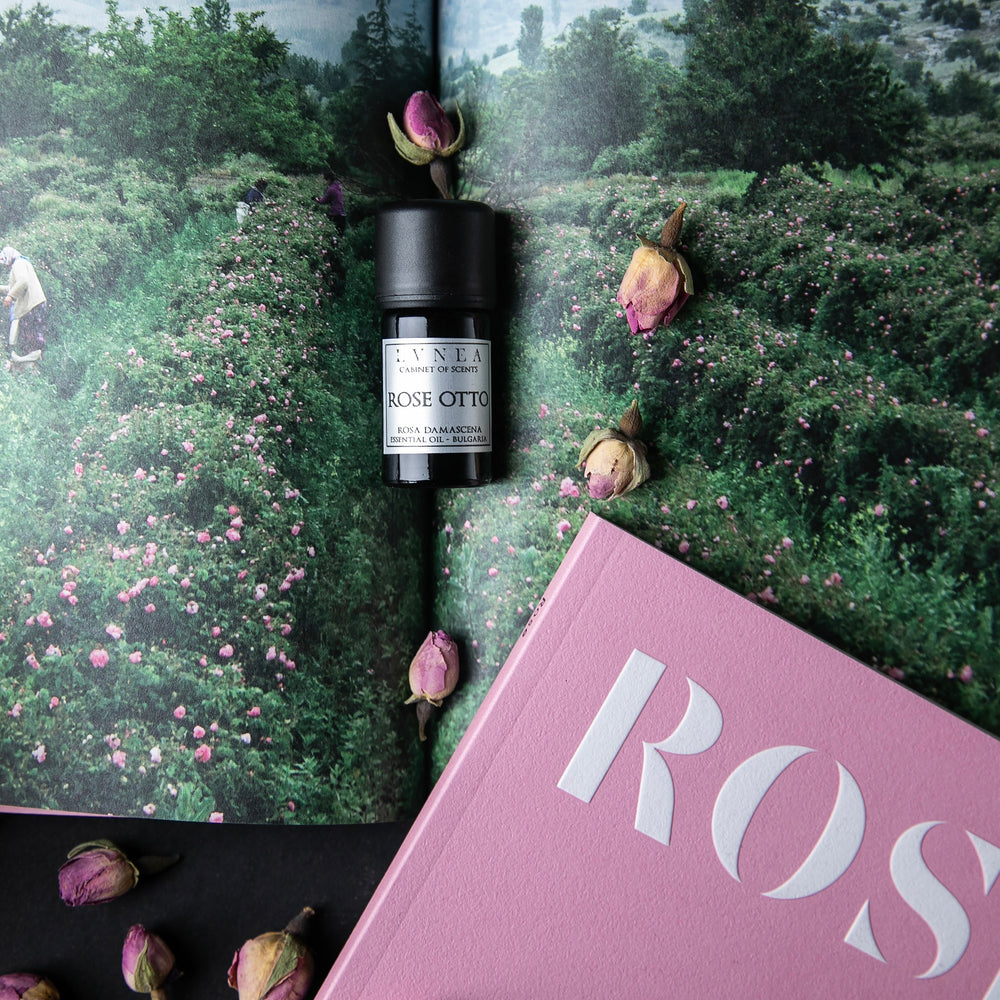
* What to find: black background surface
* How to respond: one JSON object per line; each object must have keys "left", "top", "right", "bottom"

{"left": 0, "top": 812, "right": 408, "bottom": 998}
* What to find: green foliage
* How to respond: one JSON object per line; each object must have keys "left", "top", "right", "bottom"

{"left": 0, "top": 170, "right": 426, "bottom": 823}
{"left": 453, "top": 11, "right": 672, "bottom": 189}
{"left": 0, "top": 3, "right": 83, "bottom": 139}
{"left": 927, "top": 70, "right": 998, "bottom": 120}
{"left": 652, "top": 0, "right": 925, "bottom": 175}
{"left": 66, "top": 2, "right": 328, "bottom": 178}
{"left": 425, "top": 157, "right": 1000, "bottom": 781}
{"left": 0, "top": 1, "right": 331, "bottom": 181}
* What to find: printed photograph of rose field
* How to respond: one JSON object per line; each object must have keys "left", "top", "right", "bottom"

{"left": 425, "top": 0, "right": 1000, "bottom": 780}
{"left": 2, "top": 0, "right": 1000, "bottom": 824}
{"left": 0, "top": 0, "right": 439, "bottom": 823}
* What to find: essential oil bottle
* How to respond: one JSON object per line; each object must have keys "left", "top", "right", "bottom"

{"left": 376, "top": 200, "right": 496, "bottom": 487}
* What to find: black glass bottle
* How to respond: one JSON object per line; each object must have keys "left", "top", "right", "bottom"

{"left": 376, "top": 200, "right": 496, "bottom": 487}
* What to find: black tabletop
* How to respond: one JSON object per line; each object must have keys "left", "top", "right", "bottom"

{"left": 0, "top": 811, "right": 408, "bottom": 999}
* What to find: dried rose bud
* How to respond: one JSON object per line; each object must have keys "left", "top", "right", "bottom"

{"left": 404, "top": 630, "right": 460, "bottom": 740}
{"left": 387, "top": 91, "right": 466, "bottom": 198}
{"left": 122, "top": 925, "right": 177, "bottom": 998}
{"left": 227, "top": 907, "right": 314, "bottom": 1000}
{"left": 617, "top": 202, "right": 693, "bottom": 334}
{"left": 388, "top": 91, "right": 464, "bottom": 164}
{"left": 58, "top": 839, "right": 139, "bottom": 907}
{"left": 577, "top": 400, "right": 651, "bottom": 501}
{"left": 0, "top": 974, "right": 60, "bottom": 1000}
{"left": 403, "top": 91, "right": 458, "bottom": 152}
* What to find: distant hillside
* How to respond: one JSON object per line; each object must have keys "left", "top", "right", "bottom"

{"left": 446, "top": 0, "right": 1000, "bottom": 91}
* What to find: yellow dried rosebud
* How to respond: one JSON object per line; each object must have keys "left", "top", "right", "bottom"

{"left": 227, "top": 908, "right": 314, "bottom": 1000}
{"left": 577, "top": 401, "right": 651, "bottom": 500}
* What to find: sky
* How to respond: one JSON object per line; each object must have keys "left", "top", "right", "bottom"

{"left": 47, "top": 0, "right": 386, "bottom": 64}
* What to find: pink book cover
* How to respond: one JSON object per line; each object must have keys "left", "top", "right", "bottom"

{"left": 320, "top": 513, "right": 1000, "bottom": 999}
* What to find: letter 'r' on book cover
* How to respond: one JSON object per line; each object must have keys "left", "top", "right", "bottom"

{"left": 321, "top": 514, "right": 1000, "bottom": 999}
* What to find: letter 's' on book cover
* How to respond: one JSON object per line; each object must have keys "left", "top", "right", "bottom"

{"left": 320, "top": 514, "right": 1000, "bottom": 999}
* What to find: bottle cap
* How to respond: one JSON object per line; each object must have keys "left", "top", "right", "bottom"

{"left": 376, "top": 200, "right": 496, "bottom": 309}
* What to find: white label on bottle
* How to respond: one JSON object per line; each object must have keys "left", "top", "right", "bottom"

{"left": 382, "top": 337, "right": 491, "bottom": 454}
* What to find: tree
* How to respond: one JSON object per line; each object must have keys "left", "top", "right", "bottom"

{"left": 541, "top": 11, "right": 659, "bottom": 168}
{"left": 52, "top": 2, "right": 324, "bottom": 179}
{"left": 653, "top": 0, "right": 925, "bottom": 175}
{"left": 927, "top": 70, "right": 997, "bottom": 120}
{"left": 0, "top": 3, "right": 85, "bottom": 138}
{"left": 518, "top": 5, "right": 544, "bottom": 70}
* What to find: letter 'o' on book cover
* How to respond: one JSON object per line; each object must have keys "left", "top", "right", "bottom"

{"left": 320, "top": 514, "right": 1000, "bottom": 999}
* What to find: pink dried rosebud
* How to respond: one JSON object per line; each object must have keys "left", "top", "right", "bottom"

{"left": 388, "top": 91, "right": 464, "bottom": 165}
{"left": 577, "top": 400, "right": 651, "bottom": 501}
{"left": 387, "top": 91, "right": 466, "bottom": 198}
{"left": 58, "top": 839, "right": 139, "bottom": 907}
{"left": 403, "top": 91, "right": 457, "bottom": 152}
{"left": 404, "top": 629, "right": 460, "bottom": 741}
{"left": 406, "top": 630, "right": 460, "bottom": 704}
{"left": 122, "top": 925, "right": 177, "bottom": 997}
{"left": 0, "top": 974, "right": 60, "bottom": 1000}
{"left": 227, "top": 907, "right": 314, "bottom": 1000}
{"left": 617, "top": 202, "right": 693, "bottom": 334}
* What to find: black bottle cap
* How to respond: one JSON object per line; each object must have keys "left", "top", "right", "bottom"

{"left": 375, "top": 200, "right": 496, "bottom": 309}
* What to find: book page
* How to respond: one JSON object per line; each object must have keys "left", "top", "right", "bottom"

{"left": 429, "top": 0, "right": 1000, "bottom": 780}
{"left": 0, "top": 0, "right": 437, "bottom": 824}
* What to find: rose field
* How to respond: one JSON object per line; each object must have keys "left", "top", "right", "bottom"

{"left": 0, "top": 159, "right": 428, "bottom": 823}
{"left": 428, "top": 161, "right": 1000, "bottom": 779}
{"left": 2, "top": 142, "right": 999, "bottom": 821}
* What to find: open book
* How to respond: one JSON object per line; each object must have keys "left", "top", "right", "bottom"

{"left": 1, "top": 0, "right": 997, "bottom": 826}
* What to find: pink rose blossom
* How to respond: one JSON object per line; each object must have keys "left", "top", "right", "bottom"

{"left": 219, "top": 644, "right": 234, "bottom": 658}
{"left": 193, "top": 725, "right": 206, "bottom": 739}
{"left": 247, "top": 706, "right": 261, "bottom": 717}
{"left": 558, "top": 477, "right": 579, "bottom": 498}
{"left": 173, "top": 705, "right": 186, "bottom": 719}
{"left": 194, "top": 744, "right": 212, "bottom": 763}
{"left": 90, "top": 648, "right": 110, "bottom": 669}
